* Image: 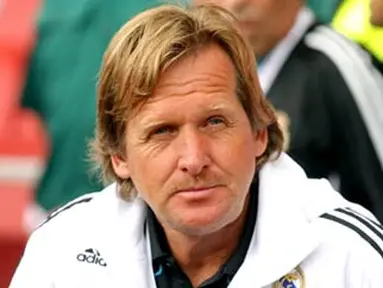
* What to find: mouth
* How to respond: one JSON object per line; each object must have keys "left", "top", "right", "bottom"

{"left": 175, "top": 185, "right": 223, "bottom": 199}
{"left": 176, "top": 183, "right": 224, "bottom": 192}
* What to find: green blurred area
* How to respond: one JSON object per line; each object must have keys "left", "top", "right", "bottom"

{"left": 308, "top": 0, "right": 341, "bottom": 22}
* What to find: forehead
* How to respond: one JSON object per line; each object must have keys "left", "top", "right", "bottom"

{"left": 130, "top": 44, "right": 240, "bottom": 120}
{"left": 151, "top": 44, "right": 236, "bottom": 103}
{"left": 156, "top": 45, "right": 235, "bottom": 91}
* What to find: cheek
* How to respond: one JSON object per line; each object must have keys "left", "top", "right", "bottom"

{"left": 129, "top": 161, "right": 166, "bottom": 206}
{"left": 215, "top": 132, "right": 256, "bottom": 177}
{"left": 127, "top": 146, "right": 175, "bottom": 198}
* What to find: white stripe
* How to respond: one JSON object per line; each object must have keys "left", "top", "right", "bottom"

{"left": 305, "top": 26, "right": 383, "bottom": 169}
{"left": 330, "top": 210, "right": 383, "bottom": 250}
{"left": 0, "top": 156, "right": 45, "bottom": 183}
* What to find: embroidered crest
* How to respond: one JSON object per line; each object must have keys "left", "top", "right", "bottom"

{"left": 272, "top": 266, "right": 305, "bottom": 288}
{"left": 276, "top": 110, "right": 291, "bottom": 151}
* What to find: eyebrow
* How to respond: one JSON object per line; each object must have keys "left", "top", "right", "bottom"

{"left": 140, "top": 121, "right": 173, "bottom": 135}
{"left": 141, "top": 103, "right": 231, "bottom": 125}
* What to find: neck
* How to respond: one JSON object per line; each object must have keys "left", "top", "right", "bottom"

{"left": 162, "top": 194, "right": 251, "bottom": 287}
{"left": 255, "top": 6, "right": 302, "bottom": 58}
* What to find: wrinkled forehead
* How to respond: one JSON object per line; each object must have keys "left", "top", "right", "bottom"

{"left": 127, "top": 42, "right": 239, "bottom": 112}
{"left": 128, "top": 44, "right": 238, "bottom": 114}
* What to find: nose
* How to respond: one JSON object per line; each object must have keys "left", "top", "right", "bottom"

{"left": 176, "top": 127, "right": 212, "bottom": 177}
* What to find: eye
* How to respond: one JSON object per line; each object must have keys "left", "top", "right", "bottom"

{"left": 206, "top": 116, "right": 225, "bottom": 126}
{"left": 152, "top": 125, "right": 176, "bottom": 136}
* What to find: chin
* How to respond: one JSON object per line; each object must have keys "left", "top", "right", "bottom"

{"left": 171, "top": 206, "right": 239, "bottom": 236}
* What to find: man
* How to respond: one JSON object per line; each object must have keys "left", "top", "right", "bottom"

{"left": 193, "top": 0, "right": 383, "bottom": 223}
{"left": 371, "top": 0, "right": 383, "bottom": 25}
{"left": 11, "top": 5, "right": 383, "bottom": 288}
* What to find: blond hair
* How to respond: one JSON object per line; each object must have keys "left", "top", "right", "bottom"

{"left": 90, "top": 4, "right": 284, "bottom": 200}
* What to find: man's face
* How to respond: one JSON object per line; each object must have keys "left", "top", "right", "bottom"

{"left": 371, "top": 0, "right": 383, "bottom": 26}
{"left": 112, "top": 44, "right": 267, "bottom": 235}
{"left": 192, "top": 0, "right": 301, "bottom": 57}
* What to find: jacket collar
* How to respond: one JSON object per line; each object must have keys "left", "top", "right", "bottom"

{"left": 99, "top": 153, "right": 348, "bottom": 287}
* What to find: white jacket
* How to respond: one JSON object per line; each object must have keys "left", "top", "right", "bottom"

{"left": 10, "top": 154, "right": 383, "bottom": 287}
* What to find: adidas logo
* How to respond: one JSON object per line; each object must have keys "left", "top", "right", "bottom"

{"left": 76, "top": 248, "right": 107, "bottom": 267}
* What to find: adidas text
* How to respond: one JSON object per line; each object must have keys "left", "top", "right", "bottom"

{"left": 77, "top": 253, "right": 107, "bottom": 267}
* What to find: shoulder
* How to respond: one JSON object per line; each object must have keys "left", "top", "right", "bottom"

{"left": 11, "top": 184, "right": 147, "bottom": 286}
{"left": 301, "top": 25, "right": 383, "bottom": 144}
{"left": 33, "top": 184, "right": 120, "bottom": 239}
{"left": 37, "top": 193, "right": 95, "bottom": 228}
{"left": 292, "top": 173, "right": 383, "bottom": 262}
{"left": 321, "top": 206, "right": 383, "bottom": 285}
{"left": 319, "top": 206, "right": 383, "bottom": 265}
{"left": 10, "top": 186, "right": 120, "bottom": 286}
{"left": 303, "top": 25, "right": 381, "bottom": 82}
{"left": 303, "top": 25, "right": 370, "bottom": 64}
{"left": 275, "top": 26, "right": 372, "bottom": 99}
{"left": 299, "top": 205, "right": 383, "bottom": 286}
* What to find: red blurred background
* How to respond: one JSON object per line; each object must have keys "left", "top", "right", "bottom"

{"left": 0, "top": 0, "right": 47, "bottom": 286}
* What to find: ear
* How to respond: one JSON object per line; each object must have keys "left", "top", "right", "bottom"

{"left": 111, "top": 154, "right": 130, "bottom": 179}
{"left": 253, "top": 128, "right": 268, "bottom": 157}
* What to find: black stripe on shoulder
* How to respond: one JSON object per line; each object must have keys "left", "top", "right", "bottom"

{"left": 37, "top": 197, "right": 93, "bottom": 229}
{"left": 321, "top": 213, "right": 383, "bottom": 258}
{"left": 344, "top": 207, "right": 383, "bottom": 230}
{"left": 336, "top": 208, "right": 383, "bottom": 240}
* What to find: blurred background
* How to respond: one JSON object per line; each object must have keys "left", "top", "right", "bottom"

{"left": 0, "top": 0, "right": 382, "bottom": 286}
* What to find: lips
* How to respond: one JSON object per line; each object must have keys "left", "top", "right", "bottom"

{"left": 176, "top": 185, "right": 219, "bottom": 193}
{"left": 173, "top": 185, "right": 225, "bottom": 200}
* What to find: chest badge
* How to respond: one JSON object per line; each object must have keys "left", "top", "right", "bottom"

{"left": 272, "top": 266, "right": 305, "bottom": 288}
